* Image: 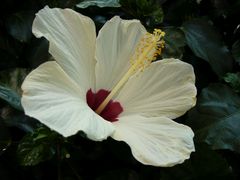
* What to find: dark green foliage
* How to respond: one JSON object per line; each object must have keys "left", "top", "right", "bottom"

{"left": 187, "top": 84, "right": 240, "bottom": 153}
{"left": 163, "top": 0, "right": 198, "bottom": 26}
{"left": 0, "top": 0, "right": 240, "bottom": 179}
{"left": 0, "top": 86, "right": 22, "bottom": 110}
{"left": 0, "top": 68, "right": 26, "bottom": 110}
{"left": 161, "top": 143, "right": 233, "bottom": 180}
{"left": 120, "top": 0, "right": 164, "bottom": 26}
{"left": 162, "top": 27, "right": 186, "bottom": 58}
{"left": 183, "top": 19, "right": 233, "bottom": 77}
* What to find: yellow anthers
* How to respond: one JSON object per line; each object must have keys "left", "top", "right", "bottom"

{"left": 95, "top": 29, "right": 165, "bottom": 114}
{"left": 130, "top": 29, "right": 165, "bottom": 73}
{"left": 153, "top": 29, "right": 165, "bottom": 37}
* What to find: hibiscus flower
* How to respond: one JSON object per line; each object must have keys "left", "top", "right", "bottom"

{"left": 21, "top": 6, "right": 197, "bottom": 167}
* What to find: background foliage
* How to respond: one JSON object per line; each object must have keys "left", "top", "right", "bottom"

{"left": 0, "top": 0, "right": 240, "bottom": 179}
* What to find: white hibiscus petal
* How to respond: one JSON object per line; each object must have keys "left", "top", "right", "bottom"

{"left": 32, "top": 6, "right": 96, "bottom": 92}
{"left": 116, "top": 58, "right": 197, "bottom": 119}
{"left": 95, "top": 16, "right": 146, "bottom": 90}
{"left": 21, "top": 61, "right": 114, "bottom": 140}
{"left": 112, "top": 115, "right": 194, "bottom": 167}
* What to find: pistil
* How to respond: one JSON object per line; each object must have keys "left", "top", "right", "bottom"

{"left": 95, "top": 29, "right": 165, "bottom": 114}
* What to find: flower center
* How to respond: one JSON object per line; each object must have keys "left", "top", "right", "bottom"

{"left": 95, "top": 29, "right": 165, "bottom": 115}
{"left": 86, "top": 89, "right": 123, "bottom": 122}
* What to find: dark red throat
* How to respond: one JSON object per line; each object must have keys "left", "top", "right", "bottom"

{"left": 86, "top": 89, "right": 123, "bottom": 122}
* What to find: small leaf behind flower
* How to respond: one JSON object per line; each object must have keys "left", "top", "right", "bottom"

{"left": 224, "top": 73, "right": 240, "bottom": 93}
{"left": 17, "top": 127, "right": 58, "bottom": 166}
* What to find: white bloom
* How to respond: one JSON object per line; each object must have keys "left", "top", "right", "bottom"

{"left": 21, "top": 6, "right": 197, "bottom": 167}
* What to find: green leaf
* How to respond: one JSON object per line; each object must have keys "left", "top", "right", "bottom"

{"left": 183, "top": 19, "right": 233, "bottom": 77}
{"left": 224, "top": 72, "right": 240, "bottom": 92}
{"left": 76, "top": 0, "right": 121, "bottom": 8}
{"left": 232, "top": 40, "right": 240, "bottom": 64}
{"left": 187, "top": 84, "right": 240, "bottom": 153}
{"left": 17, "top": 127, "right": 58, "bottom": 166}
{"left": 162, "top": 27, "right": 186, "bottom": 59}
{"left": 0, "top": 85, "right": 22, "bottom": 110}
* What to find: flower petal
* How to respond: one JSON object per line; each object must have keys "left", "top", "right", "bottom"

{"left": 21, "top": 61, "right": 114, "bottom": 140}
{"left": 32, "top": 6, "right": 96, "bottom": 92}
{"left": 116, "top": 58, "right": 196, "bottom": 119}
{"left": 95, "top": 16, "right": 146, "bottom": 90}
{"left": 112, "top": 115, "right": 194, "bottom": 167}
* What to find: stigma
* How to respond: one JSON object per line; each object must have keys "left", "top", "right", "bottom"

{"left": 130, "top": 29, "right": 165, "bottom": 72}
{"left": 95, "top": 29, "right": 165, "bottom": 115}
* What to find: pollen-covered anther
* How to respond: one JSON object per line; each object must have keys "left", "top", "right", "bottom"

{"left": 130, "top": 29, "right": 165, "bottom": 73}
